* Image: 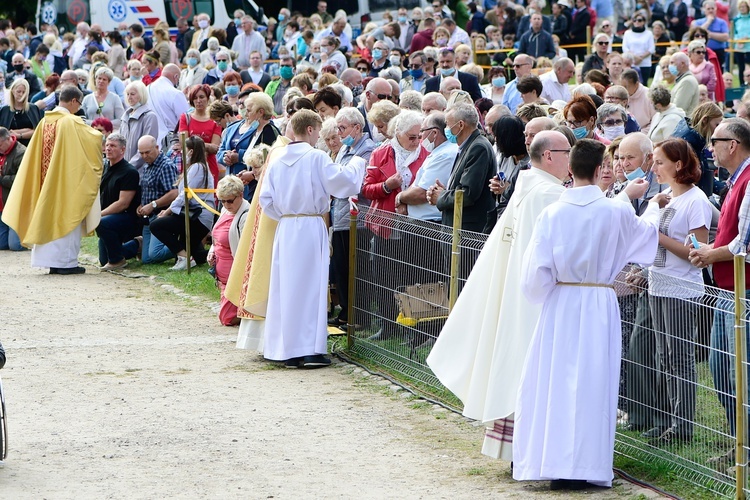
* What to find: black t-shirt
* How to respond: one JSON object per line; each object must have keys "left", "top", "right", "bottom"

{"left": 100, "top": 158, "right": 140, "bottom": 214}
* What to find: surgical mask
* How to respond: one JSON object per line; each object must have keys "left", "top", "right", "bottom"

{"left": 492, "top": 76, "right": 506, "bottom": 87}
{"left": 234, "top": 18, "right": 241, "bottom": 27}
{"left": 226, "top": 85, "right": 240, "bottom": 96}
{"left": 440, "top": 67, "right": 456, "bottom": 77}
{"left": 130, "top": 75, "right": 140, "bottom": 81}
{"left": 445, "top": 124, "right": 458, "bottom": 143}
{"left": 239, "top": 107, "right": 248, "bottom": 119}
{"left": 62, "top": 41, "right": 70, "bottom": 49}
{"left": 372, "top": 49, "right": 383, "bottom": 60}
{"left": 422, "top": 137, "right": 435, "bottom": 152}
{"left": 217, "top": 61, "right": 228, "bottom": 71}
{"left": 321, "top": 46, "right": 331, "bottom": 54}
{"left": 198, "top": 20, "right": 209, "bottom": 29}
{"left": 436, "top": 38, "right": 448, "bottom": 47}
{"left": 571, "top": 125, "right": 588, "bottom": 139}
{"left": 351, "top": 84, "right": 363, "bottom": 98}
{"left": 389, "top": 55, "right": 401, "bottom": 66}
{"left": 410, "top": 68, "right": 424, "bottom": 79}
{"left": 279, "top": 66, "right": 294, "bottom": 80}
{"left": 248, "top": 120, "right": 260, "bottom": 134}
{"left": 602, "top": 124, "right": 625, "bottom": 140}
{"left": 278, "top": 13, "right": 286, "bottom": 21}
{"left": 119, "top": 30, "right": 129, "bottom": 38}
{"left": 668, "top": 64, "right": 679, "bottom": 76}
{"left": 360, "top": 71, "right": 368, "bottom": 79}
{"left": 187, "top": 57, "right": 198, "bottom": 67}
{"left": 625, "top": 166, "right": 646, "bottom": 181}
{"left": 398, "top": 15, "right": 408, "bottom": 23}
{"left": 13, "top": 64, "right": 24, "bottom": 73}
{"left": 342, "top": 135, "right": 355, "bottom": 147}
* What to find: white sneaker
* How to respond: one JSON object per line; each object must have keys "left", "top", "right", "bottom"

{"left": 170, "top": 256, "right": 197, "bottom": 271}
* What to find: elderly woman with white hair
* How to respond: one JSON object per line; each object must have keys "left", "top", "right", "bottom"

{"left": 399, "top": 90, "right": 423, "bottom": 111}
{"left": 320, "top": 117, "right": 342, "bottom": 160}
{"left": 179, "top": 49, "right": 208, "bottom": 90}
{"left": 688, "top": 40, "right": 716, "bottom": 100}
{"left": 208, "top": 174, "right": 251, "bottom": 326}
{"left": 119, "top": 80, "right": 159, "bottom": 171}
{"left": 203, "top": 49, "right": 234, "bottom": 86}
{"left": 583, "top": 33, "right": 612, "bottom": 77}
{"left": 201, "top": 36, "right": 223, "bottom": 68}
{"left": 596, "top": 103, "right": 629, "bottom": 142}
{"left": 82, "top": 66, "right": 125, "bottom": 129}
{"left": 362, "top": 110, "right": 429, "bottom": 339}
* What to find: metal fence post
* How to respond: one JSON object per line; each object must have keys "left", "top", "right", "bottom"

{"left": 735, "top": 253, "right": 748, "bottom": 500}
{"left": 180, "top": 132, "right": 191, "bottom": 274}
{"left": 449, "top": 189, "right": 464, "bottom": 311}
{"left": 346, "top": 211, "right": 357, "bottom": 350}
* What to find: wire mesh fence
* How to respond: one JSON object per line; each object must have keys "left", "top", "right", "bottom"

{"left": 342, "top": 203, "right": 750, "bottom": 497}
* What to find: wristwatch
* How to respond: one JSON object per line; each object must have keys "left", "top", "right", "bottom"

{"left": 151, "top": 201, "right": 158, "bottom": 209}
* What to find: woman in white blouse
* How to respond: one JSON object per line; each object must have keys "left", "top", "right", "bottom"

{"left": 81, "top": 66, "right": 124, "bottom": 129}
{"left": 622, "top": 12, "right": 656, "bottom": 83}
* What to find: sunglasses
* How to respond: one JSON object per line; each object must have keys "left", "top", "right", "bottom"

{"left": 370, "top": 92, "right": 392, "bottom": 100}
{"left": 219, "top": 197, "right": 238, "bottom": 204}
{"left": 512, "top": 63, "right": 530, "bottom": 68}
{"left": 634, "top": 18, "right": 645, "bottom": 22}
{"left": 597, "top": 41, "right": 609, "bottom": 45}
{"left": 710, "top": 137, "right": 737, "bottom": 146}
{"left": 693, "top": 50, "right": 705, "bottom": 55}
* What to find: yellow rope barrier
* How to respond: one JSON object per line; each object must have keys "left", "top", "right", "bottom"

{"left": 185, "top": 187, "right": 221, "bottom": 216}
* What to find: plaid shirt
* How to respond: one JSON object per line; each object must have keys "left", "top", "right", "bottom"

{"left": 140, "top": 152, "right": 179, "bottom": 206}
{"left": 726, "top": 156, "right": 750, "bottom": 258}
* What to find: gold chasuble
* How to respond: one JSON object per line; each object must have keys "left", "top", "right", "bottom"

{"left": 2, "top": 109, "right": 103, "bottom": 247}
{"left": 225, "top": 136, "right": 290, "bottom": 318}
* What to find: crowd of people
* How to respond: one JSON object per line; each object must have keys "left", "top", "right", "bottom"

{"left": 1, "top": 0, "right": 750, "bottom": 490}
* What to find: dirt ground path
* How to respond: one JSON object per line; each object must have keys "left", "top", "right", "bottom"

{"left": 0, "top": 251, "right": 661, "bottom": 499}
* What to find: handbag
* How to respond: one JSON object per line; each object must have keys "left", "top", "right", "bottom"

{"left": 394, "top": 282, "right": 449, "bottom": 320}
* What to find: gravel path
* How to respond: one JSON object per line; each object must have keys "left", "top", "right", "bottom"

{"left": 0, "top": 251, "right": 662, "bottom": 499}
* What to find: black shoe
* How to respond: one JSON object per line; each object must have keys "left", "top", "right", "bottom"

{"left": 301, "top": 354, "right": 331, "bottom": 368}
{"left": 550, "top": 479, "right": 589, "bottom": 491}
{"left": 50, "top": 266, "right": 86, "bottom": 275}
{"left": 641, "top": 426, "right": 668, "bottom": 439}
{"left": 284, "top": 357, "right": 303, "bottom": 369}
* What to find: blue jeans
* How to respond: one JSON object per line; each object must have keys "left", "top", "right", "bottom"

{"left": 0, "top": 213, "right": 24, "bottom": 251}
{"left": 96, "top": 213, "right": 140, "bottom": 265}
{"left": 710, "top": 289, "right": 750, "bottom": 436}
{"left": 140, "top": 218, "right": 174, "bottom": 264}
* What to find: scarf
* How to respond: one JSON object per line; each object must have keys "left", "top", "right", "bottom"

{"left": 391, "top": 138, "right": 419, "bottom": 191}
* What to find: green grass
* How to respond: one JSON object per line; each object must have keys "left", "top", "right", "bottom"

{"left": 80, "top": 236, "right": 219, "bottom": 301}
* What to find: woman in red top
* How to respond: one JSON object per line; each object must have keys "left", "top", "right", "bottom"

{"left": 179, "top": 84, "right": 222, "bottom": 186}
{"left": 361, "top": 110, "right": 429, "bottom": 339}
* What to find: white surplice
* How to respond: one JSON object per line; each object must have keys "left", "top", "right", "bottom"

{"left": 259, "top": 143, "right": 365, "bottom": 361}
{"left": 426, "top": 167, "right": 565, "bottom": 459}
{"left": 513, "top": 185, "right": 659, "bottom": 486}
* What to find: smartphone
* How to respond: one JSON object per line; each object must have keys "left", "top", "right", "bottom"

{"left": 689, "top": 233, "right": 700, "bottom": 249}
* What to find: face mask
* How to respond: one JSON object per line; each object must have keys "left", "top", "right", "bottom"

{"left": 668, "top": 64, "right": 679, "bottom": 76}
{"left": 217, "top": 61, "right": 228, "bottom": 72}
{"left": 234, "top": 18, "right": 241, "bottom": 27}
{"left": 492, "top": 76, "right": 506, "bottom": 87}
{"left": 321, "top": 46, "right": 330, "bottom": 54}
{"left": 389, "top": 55, "right": 401, "bottom": 67}
{"left": 636, "top": 3, "right": 644, "bottom": 9}
{"left": 625, "top": 166, "right": 646, "bottom": 181}
{"left": 360, "top": 71, "right": 368, "bottom": 79}
{"left": 119, "top": 30, "right": 129, "bottom": 38}
{"left": 13, "top": 64, "right": 24, "bottom": 73}
{"left": 285, "top": 29, "right": 293, "bottom": 38}
{"left": 440, "top": 67, "right": 456, "bottom": 77}
{"left": 436, "top": 38, "right": 448, "bottom": 47}
{"left": 342, "top": 135, "right": 355, "bottom": 147}
{"left": 239, "top": 107, "right": 248, "bottom": 119}
{"left": 445, "top": 124, "right": 458, "bottom": 143}
{"left": 351, "top": 84, "right": 363, "bottom": 98}
{"left": 248, "top": 120, "right": 260, "bottom": 134}
{"left": 188, "top": 57, "right": 198, "bottom": 67}
{"left": 572, "top": 125, "right": 588, "bottom": 139}
{"left": 399, "top": 15, "right": 408, "bottom": 23}
{"left": 226, "top": 85, "right": 240, "bottom": 96}
{"left": 410, "top": 68, "right": 424, "bottom": 79}
{"left": 422, "top": 137, "right": 435, "bottom": 152}
{"left": 198, "top": 20, "right": 209, "bottom": 29}
{"left": 62, "top": 41, "right": 70, "bottom": 49}
{"left": 279, "top": 66, "right": 294, "bottom": 81}
{"left": 372, "top": 49, "right": 383, "bottom": 60}
{"left": 130, "top": 75, "right": 140, "bottom": 81}
{"left": 279, "top": 13, "right": 286, "bottom": 21}
{"left": 602, "top": 124, "right": 625, "bottom": 140}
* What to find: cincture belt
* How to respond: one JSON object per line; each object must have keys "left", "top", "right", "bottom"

{"left": 280, "top": 214, "right": 326, "bottom": 219}
{"left": 556, "top": 281, "right": 615, "bottom": 289}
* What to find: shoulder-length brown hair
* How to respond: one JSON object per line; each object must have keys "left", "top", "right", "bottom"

{"left": 654, "top": 138, "right": 701, "bottom": 186}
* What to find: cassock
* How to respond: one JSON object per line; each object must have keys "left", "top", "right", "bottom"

{"left": 426, "top": 167, "right": 565, "bottom": 460}
{"left": 513, "top": 185, "right": 659, "bottom": 486}
{"left": 258, "top": 142, "right": 365, "bottom": 361}
{"left": 1, "top": 107, "right": 102, "bottom": 268}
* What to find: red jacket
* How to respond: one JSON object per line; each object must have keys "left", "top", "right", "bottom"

{"left": 362, "top": 143, "right": 429, "bottom": 238}
{"left": 409, "top": 29, "right": 435, "bottom": 54}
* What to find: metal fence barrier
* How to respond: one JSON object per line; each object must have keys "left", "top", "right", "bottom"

{"left": 342, "top": 198, "right": 750, "bottom": 498}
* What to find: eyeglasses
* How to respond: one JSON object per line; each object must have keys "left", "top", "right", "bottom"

{"left": 408, "top": 64, "right": 422, "bottom": 69}
{"left": 369, "top": 92, "right": 392, "bottom": 100}
{"left": 634, "top": 18, "right": 645, "bottom": 22}
{"left": 693, "top": 50, "right": 705, "bottom": 55}
{"left": 219, "top": 197, "right": 238, "bottom": 204}
{"left": 420, "top": 127, "right": 438, "bottom": 133}
{"left": 693, "top": 33, "right": 706, "bottom": 38}
{"left": 512, "top": 63, "right": 530, "bottom": 68}
{"left": 548, "top": 149, "right": 571, "bottom": 155}
{"left": 565, "top": 119, "right": 586, "bottom": 128}
{"left": 602, "top": 119, "right": 624, "bottom": 127}
{"left": 337, "top": 123, "right": 354, "bottom": 133}
{"left": 601, "top": 24, "right": 611, "bottom": 28}
{"left": 597, "top": 41, "right": 609, "bottom": 46}
{"left": 710, "top": 137, "right": 738, "bottom": 146}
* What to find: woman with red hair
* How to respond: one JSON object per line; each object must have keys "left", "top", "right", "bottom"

{"left": 179, "top": 84, "right": 222, "bottom": 185}
{"left": 563, "top": 95, "right": 609, "bottom": 143}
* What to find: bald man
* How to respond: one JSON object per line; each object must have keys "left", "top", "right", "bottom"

{"left": 148, "top": 64, "right": 190, "bottom": 147}
{"left": 439, "top": 76, "right": 461, "bottom": 100}
{"left": 502, "top": 53, "right": 534, "bottom": 114}
{"left": 669, "top": 52, "right": 699, "bottom": 115}
{"left": 358, "top": 77, "right": 393, "bottom": 141}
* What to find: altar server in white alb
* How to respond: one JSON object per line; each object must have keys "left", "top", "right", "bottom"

{"left": 514, "top": 139, "right": 661, "bottom": 490}
{"left": 259, "top": 109, "right": 365, "bottom": 369}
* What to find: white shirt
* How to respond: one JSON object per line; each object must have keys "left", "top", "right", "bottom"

{"left": 540, "top": 70, "right": 571, "bottom": 103}
{"left": 409, "top": 141, "right": 459, "bottom": 221}
{"left": 69, "top": 37, "right": 88, "bottom": 65}
{"left": 448, "top": 27, "right": 471, "bottom": 47}
{"left": 622, "top": 29, "right": 655, "bottom": 68}
{"left": 147, "top": 76, "right": 190, "bottom": 144}
{"left": 231, "top": 31, "right": 268, "bottom": 68}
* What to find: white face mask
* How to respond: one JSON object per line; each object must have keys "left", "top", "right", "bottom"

{"left": 422, "top": 138, "right": 435, "bottom": 152}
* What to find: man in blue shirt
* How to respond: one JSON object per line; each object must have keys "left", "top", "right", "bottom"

{"left": 692, "top": 0, "right": 729, "bottom": 66}
{"left": 502, "top": 54, "right": 533, "bottom": 114}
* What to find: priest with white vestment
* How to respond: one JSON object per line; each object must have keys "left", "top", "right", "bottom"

{"left": 258, "top": 110, "right": 365, "bottom": 369}
{"left": 513, "top": 139, "right": 660, "bottom": 489}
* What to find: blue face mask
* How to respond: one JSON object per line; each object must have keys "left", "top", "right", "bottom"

{"left": 217, "top": 61, "right": 229, "bottom": 72}
{"left": 187, "top": 57, "right": 198, "bottom": 67}
{"left": 372, "top": 49, "right": 383, "bottom": 60}
{"left": 440, "top": 67, "right": 456, "bottom": 77}
{"left": 360, "top": 71, "right": 368, "bottom": 79}
{"left": 492, "top": 76, "right": 506, "bottom": 87}
{"left": 234, "top": 18, "right": 241, "bottom": 27}
{"left": 342, "top": 135, "right": 355, "bottom": 147}
{"left": 279, "top": 66, "right": 294, "bottom": 81}
{"left": 226, "top": 85, "right": 240, "bottom": 96}
{"left": 410, "top": 68, "right": 424, "bottom": 79}
{"left": 445, "top": 124, "right": 458, "bottom": 143}
{"left": 399, "top": 16, "right": 408, "bottom": 23}
{"left": 625, "top": 167, "right": 646, "bottom": 181}
{"left": 572, "top": 125, "right": 588, "bottom": 139}
{"left": 279, "top": 13, "right": 286, "bottom": 21}
{"left": 248, "top": 120, "right": 260, "bottom": 134}
{"left": 668, "top": 64, "right": 679, "bottom": 76}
